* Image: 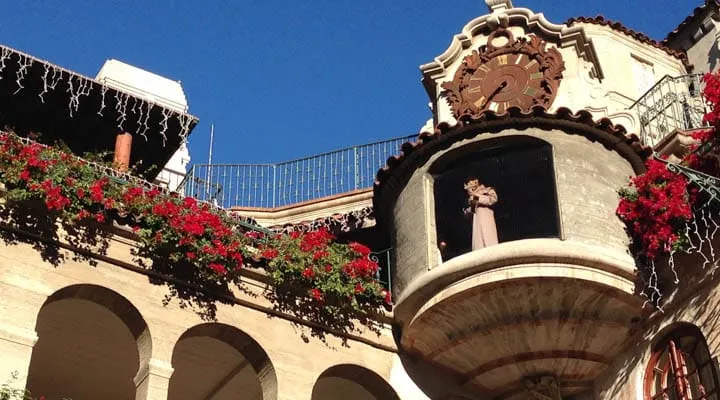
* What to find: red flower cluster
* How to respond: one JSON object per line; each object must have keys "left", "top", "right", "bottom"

{"left": 299, "top": 228, "right": 334, "bottom": 252}
{"left": 703, "top": 72, "right": 720, "bottom": 126}
{"left": 261, "top": 247, "right": 279, "bottom": 259}
{"left": 342, "top": 257, "right": 379, "bottom": 278}
{"left": 262, "top": 227, "right": 391, "bottom": 308}
{"left": 617, "top": 159, "right": 692, "bottom": 258}
{"left": 616, "top": 72, "right": 720, "bottom": 260}
{"left": 349, "top": 242, "right": 371, "bottom": 257}
{"left": 0, "top": 132, "right": 393, "bottom": 323}
{"left": 40, "top": 179, "right": 71, "bottom": 211}
{"left": 145, "top": 195, "right": 243, "bottom": 273}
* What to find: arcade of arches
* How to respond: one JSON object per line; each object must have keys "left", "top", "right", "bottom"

{"left": 12, "top": 283, "right": 402, "bottom": 400}
{"left": 0, "top": 230, "right": 405, "bottom": 400}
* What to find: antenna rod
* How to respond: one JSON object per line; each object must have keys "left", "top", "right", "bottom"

{"left": 206, "top": 123, "right": 215, "bottom": 200}
{"left": 208, "top": 123, "right": 215, "bottom": 166}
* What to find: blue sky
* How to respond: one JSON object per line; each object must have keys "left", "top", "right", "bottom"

{"left": 1, "top": 0, "right": 697, "bottom": 165}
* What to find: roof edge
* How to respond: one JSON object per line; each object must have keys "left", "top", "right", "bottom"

{"left": 565, "top": 16, "right": 690, "bottom": 70}
{"left": 372, "top": 106, "right": 651, "bottom": 229}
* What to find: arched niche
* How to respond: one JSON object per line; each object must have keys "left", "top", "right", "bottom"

{"left": 312, "top": 364, "right": 400, "bottom": 400}
{"left": 168, "top": 323, "right": 277, "bottom": 400}
{"left": 26, "top": 284, "right": 151, "bottom": 399}
{"left": 429, "top": 135, "right": 560, "bottom": 261}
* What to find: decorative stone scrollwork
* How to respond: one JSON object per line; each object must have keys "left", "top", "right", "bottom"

{"left": 524, "top": 376, "right": 562, "bottom": 400}
{"left": 485, "top": 0, "right": 514, "bottom": 12}
{"left": 441, "top": 28, "right": 565, "bottom": 120}
{"left": 269, "top": 207, "right": 375, "bottom": 236}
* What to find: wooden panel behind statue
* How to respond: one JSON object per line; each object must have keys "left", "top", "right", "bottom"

{"left": 463, "top": 178, "right": 499, "bottom": 250}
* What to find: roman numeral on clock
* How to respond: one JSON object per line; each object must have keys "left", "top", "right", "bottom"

{"left": 530, "top": 72, "right": 543, "bottom": 80}
{"left": 523, "top": 86, "right": 538, "bottom": 96}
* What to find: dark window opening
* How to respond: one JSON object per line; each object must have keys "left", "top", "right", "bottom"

{"left": 432, "top": 137, "right": 560, "bottom": 261}
{"left": 646, "top": 324, "right": 720, "bottom": 400}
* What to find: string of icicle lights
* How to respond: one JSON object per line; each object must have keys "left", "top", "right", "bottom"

{"left": 0, "top": 47, "right": 195, "bottom": 145}
{"left": 642, "top": 196, "right": 720, "bottom": 311}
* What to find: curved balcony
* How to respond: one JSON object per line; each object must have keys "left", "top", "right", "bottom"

{"left": 373, "top": 108, "right": 650, "bottom": 398}
{"left": 398, "top": 238, "right": 642, "bottom": 399}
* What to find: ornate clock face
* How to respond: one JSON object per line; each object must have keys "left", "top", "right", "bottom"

{"left": 441, "top": 28, "right": 565, "bottom": 120}
{"left": 467, "top": 53, "right": 544, "bottom": 114}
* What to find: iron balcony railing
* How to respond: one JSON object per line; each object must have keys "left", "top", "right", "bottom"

{"left": 179, "top": 135, "right": 415, "bottom": 209}
{"left": 631, "top": 73, "right": 710, "bottom": 148}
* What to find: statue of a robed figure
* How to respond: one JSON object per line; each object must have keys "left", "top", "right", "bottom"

{"left": 463, "top": 178, "right": 499, "bottom": 251}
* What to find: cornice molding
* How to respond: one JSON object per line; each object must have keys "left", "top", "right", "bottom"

{"left": 420, "top": 7, "right": 604, "bottom": 84}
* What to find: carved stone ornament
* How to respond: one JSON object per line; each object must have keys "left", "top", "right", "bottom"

{"left": 441, "top": 28, "right": 565, "bottom": 121}
{"left": 524, "top": 376, "right": 562, "bottom": 400}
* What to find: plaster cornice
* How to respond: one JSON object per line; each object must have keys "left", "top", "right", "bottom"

{"left": 419, "top": 7, "right": 604, "bottom": 83}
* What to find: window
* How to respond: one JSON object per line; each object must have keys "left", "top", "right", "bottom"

{"left": 633, "top": 55, "right": 656, "bottom": 96}
{"left": 431, "top": 136, "right": 560, "bottom": 261}
{"left": 645, "top": 325, "right": 720, "bottom": 400}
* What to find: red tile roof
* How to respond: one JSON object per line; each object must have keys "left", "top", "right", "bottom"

{"left": 663, "top": 0, "right": 718, "bottom": 45}
{"left": 565, "top": 16, "right": 689, "bottom": 69}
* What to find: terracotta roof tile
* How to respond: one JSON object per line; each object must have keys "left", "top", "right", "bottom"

{"left": 565, "top": 16, "right": 689, "bottom": 69}
{"left": 663, "top": 1, "right": 718, "bottom": 45}
{"left": 372, "top": 106, "right": 651, "bottom": 227}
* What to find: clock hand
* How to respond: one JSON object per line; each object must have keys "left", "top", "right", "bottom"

{"left": 481, "top": 80, "right": 508, "bottom": 109}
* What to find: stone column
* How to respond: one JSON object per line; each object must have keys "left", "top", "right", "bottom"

{"left": 134, "top": 359, "right": 174, "bottom": 400}
{"left": 114, "top": 132, "right": 133, "bottom": 172}
{"left": 0, "top": 324, "right": 38, "bottom": 391}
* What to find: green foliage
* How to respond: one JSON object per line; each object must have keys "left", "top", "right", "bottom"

{"left": 0, "top": 132, "right": 390, "bottom": 338}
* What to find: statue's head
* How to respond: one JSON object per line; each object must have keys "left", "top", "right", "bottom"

{"left": 464, "top": 178, "right": 480, "bottom": 191}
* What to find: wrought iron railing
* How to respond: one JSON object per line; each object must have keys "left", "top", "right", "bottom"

{"left": 370, "top": 248, "right": 393, "bottom": 292}
{"left": 631, "top": 74, "right": 710, "bottom": 148}
{"left": 178, "top": 135, "right": 415, "bottom": 209}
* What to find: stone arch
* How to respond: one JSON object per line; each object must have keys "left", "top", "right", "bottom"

{"left": 429, "top": 134, "right": 561, "bottom": 261}
{"left": 312, "top": 364, "right": 400, "bottom": 400}
{"left": 26, "top": 283, "right": 151, "bottom": 399}
{"left": 168, "top": 322, "right": 277, "bottom": 400}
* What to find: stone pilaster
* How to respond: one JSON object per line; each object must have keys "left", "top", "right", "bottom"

{"left": 134, "top": 359, "right": 174, "bottom": 400}
{"left": 0, "top": 324, "right": 38, "bottom": 391}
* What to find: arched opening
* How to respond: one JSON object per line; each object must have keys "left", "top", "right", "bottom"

{"left": 430, "top": 135, "right": 561, "bottom": 261}
{"left": 311, "top": 364, "right": 399, "bottom": 400}
{"left": 644, "top": 323, "right": 720, "bottom": 400}
{"left": 26, "top": 284, "right": 151, "bottom": 399}
{"left": 168, "top": 323, "right": 277, "bottom": 400}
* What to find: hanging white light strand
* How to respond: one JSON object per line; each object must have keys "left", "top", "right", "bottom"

{"left": 98, "top": 85, "right": 108, "bottom": 116}
{"left": 39, "top": 64, "right": 62, "bottom": 103}
{"left": 0, "top": 46, "right": 197, "bottom": 148}
{"left": 159, "top": 108, "right": 172, "bottom": 146}
{"left": 67, "top": 75, "right": 91, "bottom": 117}
{"left": 14, "top": 54, "right": 34, "bottom": 94}
{"left": 178, "top": 113, "right": 194, "bottom": 141}
{"left": 642, "top": 258, "right": 663, "bottom": 312}
{"left": 136, "top": 100, "right": 152, "bottom": 141}
{"left": 0, "top": 48, "right": 12, "bottom": 79}
{"left": 114, "top": 91, "right": 129, "bottom": 131}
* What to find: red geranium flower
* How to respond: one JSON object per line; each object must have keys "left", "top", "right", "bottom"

{"left": 209, "top": 263, "right": 227, "bottom": 275}
{"left": 302, "top": 267, "right": 315, "bottom": 279}
{"left": 310, "top": 288, "right": 323, "bottom": 301}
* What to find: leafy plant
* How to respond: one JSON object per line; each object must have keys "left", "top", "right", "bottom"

{"left": 616, "top": 72, "right": 720, "bottom": 260}
{"left": 0, "top": 133, "right": 391, "bottom": 336}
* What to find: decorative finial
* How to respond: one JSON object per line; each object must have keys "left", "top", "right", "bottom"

{"left": 485, "top": 0, "right": 514, "bottom": 13}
